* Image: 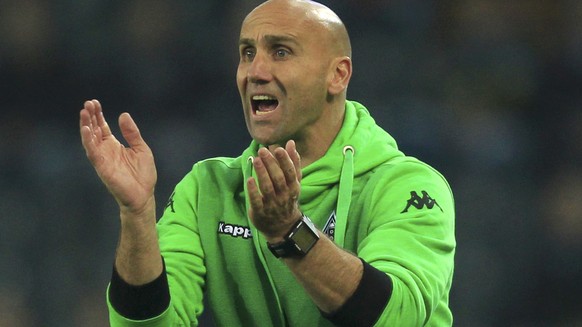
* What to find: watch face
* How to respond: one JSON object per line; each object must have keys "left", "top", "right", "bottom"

{"left": 292, "top": 224, "right": 317, "bottom": 249}
{"left": 268, "top": 215, "right": 320, "bottom": 258}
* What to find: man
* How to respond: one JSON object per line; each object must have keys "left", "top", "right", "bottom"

{"left": 79, "top": 0, "right": 455, "bottom": 326}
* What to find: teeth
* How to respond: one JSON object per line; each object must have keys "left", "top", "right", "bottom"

{"left": 252, "top": 95, "right": 277, "bottom": 101}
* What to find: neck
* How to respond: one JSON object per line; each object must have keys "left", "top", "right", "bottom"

{"left": 274, "top": 103, "right": 345, "bottom": 168}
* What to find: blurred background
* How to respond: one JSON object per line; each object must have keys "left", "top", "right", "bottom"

{"left": 0, "top": 0, "right": 581, "bottom": 326}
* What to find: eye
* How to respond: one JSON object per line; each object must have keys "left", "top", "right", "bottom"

{"left": 274, "top": 48, "right": 290, "bottom": 59}
{"left": 241, "top": 47, "right": 255, "bottom": 61}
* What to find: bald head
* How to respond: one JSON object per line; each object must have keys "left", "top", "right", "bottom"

{"left": 236, "top": 0, "right": 354, "bottom": 160}
{"left": 244, "top": 0, "right": 351, "bottom": 58}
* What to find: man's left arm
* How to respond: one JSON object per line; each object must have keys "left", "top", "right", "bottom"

{"left": 248, "top": 141, "right": 455, "bottom": 327}
{"left": 247, "top": 141, "right": 392, "bottom": 325}
{"left": 276, "top": 231, "right": 393, "bottom": 327}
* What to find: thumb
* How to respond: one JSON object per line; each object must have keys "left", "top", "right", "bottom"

{"left": 118, "top": 113, "right": 146, "bottom": 149}
{"left": 286, "top": 140, "right": 302, "bottom": 182}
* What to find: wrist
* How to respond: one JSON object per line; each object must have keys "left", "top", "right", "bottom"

{"left": 119, "top": 196, "right": 156, "bottom": 223}
{"left": 261, "top": 211, "right": 303, "bottom": 243}
{"left": 267, "top": 214, "right": 320, "bottom": 258}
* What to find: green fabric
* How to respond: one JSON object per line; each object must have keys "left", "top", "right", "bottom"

{"left": 108, "top": 100, "right": 456, "bottom": 326}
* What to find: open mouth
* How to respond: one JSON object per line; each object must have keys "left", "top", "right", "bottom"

{"left": 251, "top": 95, "right": 279, "bottom": 115}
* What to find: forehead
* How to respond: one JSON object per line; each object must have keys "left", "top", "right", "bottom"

{"left": 239, "top": 3, "right": 319, "bottom": 43}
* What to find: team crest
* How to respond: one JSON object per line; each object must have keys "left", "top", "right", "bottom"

{"left": 322, "top": 211, "right": 336, "bottom": 240}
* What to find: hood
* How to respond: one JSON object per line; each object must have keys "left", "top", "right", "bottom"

{"left": 301, "top": 100, "right": 403, "bottom": 193}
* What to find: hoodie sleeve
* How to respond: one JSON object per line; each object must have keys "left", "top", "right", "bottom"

{"left": 357, "top": 160, "right": 456, "bottom": 326}
{"left": 107, "top": 166, "right": 207, "bottom": 326}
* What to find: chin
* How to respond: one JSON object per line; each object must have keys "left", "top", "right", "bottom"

{"left": 253, "top": 136, "right": 275, "bottom": 146}
{"left": 251, "top": 134, "right": 281, "bottom": 147}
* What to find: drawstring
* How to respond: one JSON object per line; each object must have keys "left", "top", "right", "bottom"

{"left": 245, "top": 155, "right": 285, "bottom": 326}
{"left": 335, "top": 145, "right": 354, "bottom": 248}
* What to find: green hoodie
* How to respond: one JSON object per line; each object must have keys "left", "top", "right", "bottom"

{"left": 108, "top": 100, "right": 455, "bottom": 326}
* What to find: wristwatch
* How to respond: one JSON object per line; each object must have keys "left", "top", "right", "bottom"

{"left": 267, "top": 214, "right": 320, "bottom": 258}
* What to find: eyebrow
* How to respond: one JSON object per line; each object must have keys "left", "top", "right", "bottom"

{"left": 239, "top": 34, "right": 300, "bottom": 48}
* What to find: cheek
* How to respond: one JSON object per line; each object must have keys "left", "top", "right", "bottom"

{"left": 290, "top": 73, "right": 327, "bottom": 104}
{"left": 236, "top": 66, "right": 247, "bottom": 90}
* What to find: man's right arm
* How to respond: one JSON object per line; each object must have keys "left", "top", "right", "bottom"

{"left": 108, "top": 198, "right": 167, "bottom": 320}
{"left": 107, "top": 172, "right": 207, "bottom": 326}
{"left": 81, "top": 100, "right": 205, "bottom": 326}
{"left": 79, "top": 100, "right": 167, "bottom": 322}
{"left": 80, "top": 99, "right": 163, "bottom": 285}
{"left": 114, "top": 199, "right": 163, "bottom": 286}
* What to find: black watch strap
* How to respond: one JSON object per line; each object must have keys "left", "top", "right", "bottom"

{"left": 267, "top": 214, "right": 320, "bottom": 258}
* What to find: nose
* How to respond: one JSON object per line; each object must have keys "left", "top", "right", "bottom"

{"left": 247, "top": 52, "right": 272, "bottom": 84}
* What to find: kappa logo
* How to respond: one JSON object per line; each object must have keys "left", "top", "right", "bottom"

{"left": 322, "top": 211, "right": 336, "bottom": 240}
{"left": 217, "top": 222, "right": 253, "bottom": 239}
{"left": 165, "top": 191, "right": 176, "bottom": 213}
{"left": 401, "top": 191, "right": 443, "bottom": 214}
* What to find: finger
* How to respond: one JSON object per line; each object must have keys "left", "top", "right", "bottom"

{"left": 80, "top": 111, "right": 102, "bottom": 165}
{"left": 80, "top": 103, "right": 98, "bottom": 151}
{"left": 252, "top": 151, "right": 277, "bottom": 199}
{"left": 258, "top": 147, "right": 289, "bottom": 195}
{"left": 80, "top": 110, "right": 95, "bottom": 152}
{"left": 118, "top": 113, "right": 147, "bottom": 150}
{"left": 83, "top": 99, "right": 95, "bottom": 116}
{"left": 79, "top": 107, "right": 92, "bottom": 134}
{"left": 246, "top": 176, "right": 264, "bottom": 216}
{"left": 275, "top": 147, "right": 298, "bottom": 188}
{"left": 81, "top": 101, "right": 95, "bottom": 132}
{"left": 286, "top": 140, "right": 302, "bottom": 182}
{"left": 92, "top": 99, "right": 113, "bottom": 137}
{"left": 82, "top": 100, "right": 104, "bottom": 143}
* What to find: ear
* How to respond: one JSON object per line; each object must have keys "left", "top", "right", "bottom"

{"left": 328, "top": 56, "right": 352, "bottom": 95}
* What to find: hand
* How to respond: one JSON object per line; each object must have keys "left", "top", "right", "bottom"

{"left": 247, "top": 140, "right": 302, "bottom": 241}
{"left": 79, "top": 99, "right": 157, "bottom": 216}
